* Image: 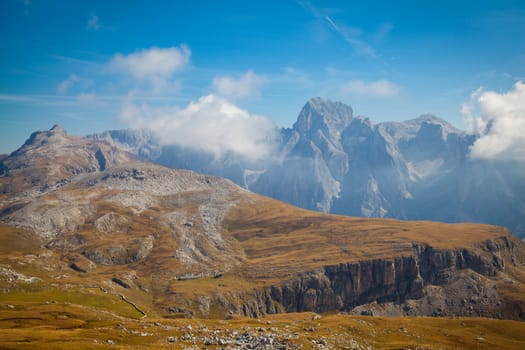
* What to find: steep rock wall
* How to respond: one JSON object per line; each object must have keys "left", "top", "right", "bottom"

{"left": 184, "top": 236, "right": 519, "bottom": 319}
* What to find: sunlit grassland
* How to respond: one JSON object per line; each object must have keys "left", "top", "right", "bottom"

{"left": 1, "top": 303, "right": 524, "bottom": 349}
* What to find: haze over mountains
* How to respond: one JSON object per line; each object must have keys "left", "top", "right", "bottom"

{"left": 89, "top": 97, "right": 525, "bottom": 238}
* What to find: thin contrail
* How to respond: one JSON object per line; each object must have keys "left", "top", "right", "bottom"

{"left": 325, "top": 15, "right": 338, "bottom": 30}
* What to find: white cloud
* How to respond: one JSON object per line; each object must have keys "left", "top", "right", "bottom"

{"left": 340, "top": 79, "right": 400, "bottom": 97}
{"left": 57, "top": 74, "right": 78, "bottom": 95}
{"left": 109, "top": 45, "right": 191, "bottom": 82}
{"left": 461, "top": 87, "right": 484, "bottom": 133}
{"left": 112, "top": 46, "right": 277, "bottom": 160}
{"left": 120, "top": 94, "right": 278, "bottom": 160}
{"left": 462, "top": 81, "right": 525, "bottom": 161}
{"left": 87, "top": 14, "right": 99, "bottom": 30}
{"left": 212, "top": 70, "right": 267, "bottom": 99}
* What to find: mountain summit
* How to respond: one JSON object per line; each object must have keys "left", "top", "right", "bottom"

{"left": 1, "top": 125, "right": 134, "bottom": 195}
{"left": 293, "top": 97, "right": 354, "bottom": 141}
{"left": 22, "top": 123, "right": 67, "bottom": 148}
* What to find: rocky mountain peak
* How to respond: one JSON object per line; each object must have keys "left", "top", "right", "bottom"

{"left": 378, "top": 113, "right": 461, "bottom": 144}
{"left": 50, "top": 124, "right": 67, "bottom": 135}
{"left": 23, "top": 124, "right": 68, "bottom": 148}
{"left": 1, "top": 125, "right": 136, "bottom": 195}
{"left": 293, "top": 97, "right": 354, "bottom": 141}
{"left": 414, "top": 114, "right": 460, "bottom": 133}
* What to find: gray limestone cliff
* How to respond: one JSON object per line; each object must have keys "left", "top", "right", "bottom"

{"left": 172, "top": 236, "right": 523, "bottom": 320}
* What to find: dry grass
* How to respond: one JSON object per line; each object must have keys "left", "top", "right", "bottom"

{"left": 1, "top": 303, "right": 524, "bottom": 349}
{"left": 225, "top": 195, "right": 509, "bottom": 283}
{"left": 0, "top": 226, "right": 41, "bottom": 253}
{"left": 0, "top": 287, "right": 144, "bottom": 320}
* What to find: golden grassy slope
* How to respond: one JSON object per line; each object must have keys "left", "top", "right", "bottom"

{"left": 226, "top": 195, "right": 510, "bottom": 281}
{"left": 1, "top": 300, "right": 524, "bottom": 350}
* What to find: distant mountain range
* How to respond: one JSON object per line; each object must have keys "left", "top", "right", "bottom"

{"left": 88, "top": 97, "right": 525, "bottom": 238}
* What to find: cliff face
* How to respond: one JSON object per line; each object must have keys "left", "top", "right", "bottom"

{"left": 255, "top": 256, "right": 423, "bottom": 315}
{"left": 188, "top": 236, "right": 521, "bottom": 319}
{"left": 414, "top": 240, "right": 507, "bottom": 284}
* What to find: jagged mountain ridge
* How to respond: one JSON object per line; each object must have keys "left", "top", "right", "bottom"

{"left": 88, "top": 98, "right": 525, "bottom": 237}
{"left": 2, "top": 125, "right": 525, "bottom": 320}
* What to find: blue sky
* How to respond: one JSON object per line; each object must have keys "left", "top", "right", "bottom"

{"left": 1, "top": 0, "right": 525, "bottom": 154}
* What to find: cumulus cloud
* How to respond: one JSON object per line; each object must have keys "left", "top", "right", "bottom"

{"left": 212, "top": 70, "right": 267, "bottom": 99}
{"left": 109, "top": 46, "right": 190, "bottom": 94}
{"left": 109, "top": 45, "right": 190, "bottom": 82}
{"left": 462, "top": 81, "right": 525, "bottom": 161}
{"left": 340, "top": 79, "right": 400, "bottom": 97}
{"left": 111, "top": 46, "right": 276, "bottom": 160}
{"left": 120, "top": 94, "right": 278, "bottom": 160}
{"left": 57, "top": 74, "right": 78, "bottom": 95}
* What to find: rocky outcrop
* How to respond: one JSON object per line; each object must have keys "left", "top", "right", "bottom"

{"left": 81, "top": 235, "right": 154, "bottom": 265}
{"left": 94, "top": 212, "right": 129, "bottom": 233}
